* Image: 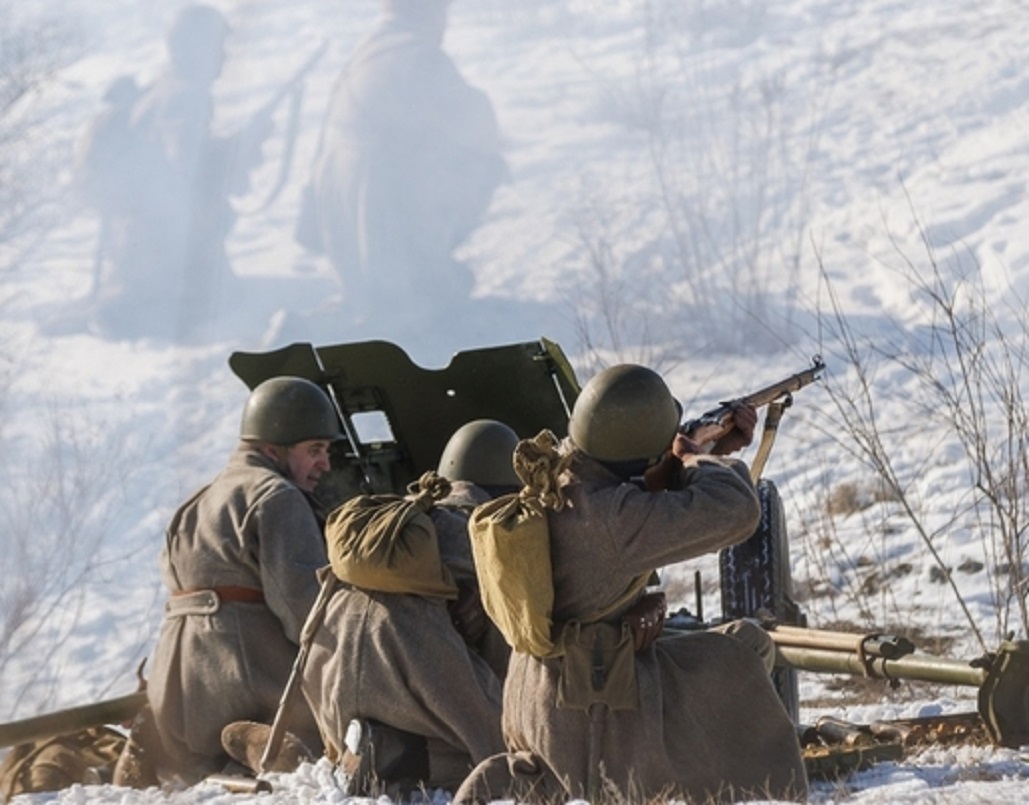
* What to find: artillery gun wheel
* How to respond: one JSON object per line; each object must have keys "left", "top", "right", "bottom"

{"left": 719, "top": 478, "right": 803, "bottom": 721}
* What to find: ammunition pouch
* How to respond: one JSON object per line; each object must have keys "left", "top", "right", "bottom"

{"left": 557, "top": 621, "right": 637, "bottom": 711}
{"left": 554, "top": 592, "right": 667, "bottom": 711}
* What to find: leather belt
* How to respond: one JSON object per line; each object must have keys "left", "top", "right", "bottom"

{"left": 164, "top": 584, "right": 265, "bottom": 617}
{"left": 166, "top": 586, "right": 266, "bottom": 616}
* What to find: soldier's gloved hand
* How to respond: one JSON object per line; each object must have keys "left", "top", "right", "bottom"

{"left": 671, "top": 432, "right": 702, "bottom": 458}
{"left": 711, "top": 403, "right": 758, "bottom": 455}
{"left": 643, "top": 451, "right": 678, "bottom": 492}
{"left": 449, "top": 580, "right": 489, "bottom": 645}
{"left": 643, "top": 434, "right": 698, "bottom": 491}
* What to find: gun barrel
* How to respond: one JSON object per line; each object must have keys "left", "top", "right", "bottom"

{"left": 776, "top": 645, "right": 987, "bottom": 687}
{"left": 683, "top": 355, "right": 825, "bottom": 433}
{"left": 255, "top": 40, "right": 328, "bottom": 118}
{"left": 769, "top": 624, "right": 915, "bottom": 660}
{"left": 0, "top": 691, "right": 146, "bottom": 748}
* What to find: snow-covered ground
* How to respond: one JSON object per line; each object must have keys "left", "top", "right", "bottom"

{"left": 3, "top": 0, "right": 1029, "bottom": 801}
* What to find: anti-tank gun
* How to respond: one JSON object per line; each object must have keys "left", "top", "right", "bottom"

{"left": 5, "top": 340, "right": 1028, "bottom": 789}
{"left": 259, "top": 344, "right": 1025, "bottom": 768}
{"left": 264, "top": 342, "right": 1026, "bottom": 776}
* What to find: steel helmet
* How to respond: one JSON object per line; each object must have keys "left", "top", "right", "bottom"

{"left": 437, "top": 419, "right": 520, "bottom": 489}
{"left": 239, "top": 376, "right": 343, "bottom": 445}
{"left": 568, "top": 364, "right": 680, "bottom": 463}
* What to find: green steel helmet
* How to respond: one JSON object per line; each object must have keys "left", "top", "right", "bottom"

{"left": 239, "top": 376, "right": 343, "bottom": 445}
{"left": 437, "top": 419, "right": 521, "bottom": 489}
{"left": 568, "top": 364, "right": 680, "bottom": 463}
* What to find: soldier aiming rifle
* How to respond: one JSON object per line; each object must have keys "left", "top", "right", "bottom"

{"left": 681, "top": 355, "right": 825, "bottom": 480}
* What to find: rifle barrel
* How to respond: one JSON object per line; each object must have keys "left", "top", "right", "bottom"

{"left": 255, "top": 40, "right": 328, "bottom": 119}
{"left": 683, "top": 355, "right": 825, "bottom": 433}
{"left": 740, "top": 355, "right": 826, "bottom": 408}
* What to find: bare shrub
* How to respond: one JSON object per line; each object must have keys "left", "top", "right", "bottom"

{"left": 0, "top": 400, "right": 141, "bottom": 718}
{"left": 0, "top": 2, "right": 79, "bottom": 244}
{"left": 790, "top": 482, "right": 902, "bottom": 627}
{"left": 824, "top": 482, "right": 864, "bottom": 518}
{"left": 809, "top": 211, "right": 1029, "bottom": 649}
{"left": 825, "top": 479, "right": 902, "bottom": 517}
{"left": 564, "top": 0, "right": 825, "bottom": 365}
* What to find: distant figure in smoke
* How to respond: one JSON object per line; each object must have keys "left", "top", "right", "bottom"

{"left": 75, "top": 4, "right": 269, "bottom": 340}
{"left": 76, "top": 74, "right": 142, "bottom": 301}
{"left": 296, "top": 0, "right": 507, "bottom": 328}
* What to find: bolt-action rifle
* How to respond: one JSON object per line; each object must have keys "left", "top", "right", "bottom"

{"left": 683, "top": 355, "right": 825, "bottom": 449}
{"left": 682, "top": 355, "right": 825, "bottom": 480}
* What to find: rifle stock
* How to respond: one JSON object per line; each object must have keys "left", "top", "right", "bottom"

{"left": 682, "top": 355, "right": 825, "bottom": 449}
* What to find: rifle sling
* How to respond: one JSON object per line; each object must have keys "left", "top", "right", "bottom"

{"left": 750, "top": 400, "right": 788, "bottom": 483}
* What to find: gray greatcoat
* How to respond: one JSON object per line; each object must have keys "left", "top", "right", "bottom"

{"left": 302, "top": 481, "right": 506, "bottom": 790}
{"left": 296, "top": 7, "right": 506, "bottom": 325}
{"left": 146, "top": 444, "right": 326, "bottom": 783}
{"left": 456, "top": 444, "right": 808, "bottom": 803}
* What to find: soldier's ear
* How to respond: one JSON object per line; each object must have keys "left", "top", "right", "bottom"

{"left": 253, "top": 441, "right": 288, "bottom": 466}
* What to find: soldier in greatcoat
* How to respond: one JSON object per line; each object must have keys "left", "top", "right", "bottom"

{"left": 455, "top": 365, "right": 808, "bottom": 804}
{"left": 113, "top": 376, "right": 342, "bottom": 787}
{"left": 76, "top": 4, "right": 269, "bottom": 341}
{"left": 295, "top": 0, "right": 507, "bottom": 329}
{"left": 299, "top": 420, "right": 520, "bottom": 797}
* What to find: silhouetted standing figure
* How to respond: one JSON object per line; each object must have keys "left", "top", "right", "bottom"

{"left": 76, "top": 74, "right": 142, "bottom": 301}
{"left": 296, "top": 0, "right": 507, "bottom": 329}
{"left": 76, "top": 4, "right": 267, "bottom": 341}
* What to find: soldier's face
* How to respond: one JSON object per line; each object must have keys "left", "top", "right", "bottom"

{"left": 284, "top": 439, "right": 332, "bottom": 492}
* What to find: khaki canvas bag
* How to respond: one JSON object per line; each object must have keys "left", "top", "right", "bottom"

{"left": 470, "top": 492, "right": 556, "bottom": 657}
{"left": 325, "top": 471, "right": 458, "bottom": 599}
{"left": 470, "top": 430, "right": 570, "bottom": 658}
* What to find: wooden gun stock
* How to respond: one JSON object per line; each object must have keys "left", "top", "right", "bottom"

{"left": 682, "top": 356, "right": 825, "bottom": 450}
